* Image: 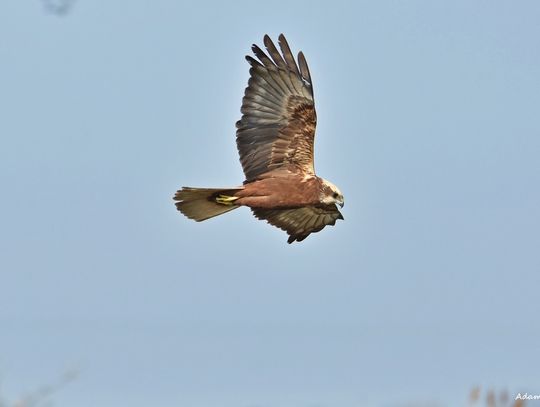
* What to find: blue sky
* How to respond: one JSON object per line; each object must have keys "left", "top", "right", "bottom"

{"left": 1, "top": 1, "right": 539, "bottom": 406}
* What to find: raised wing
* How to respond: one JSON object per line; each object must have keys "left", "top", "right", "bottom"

{"left": 252, "top": 205, "right": 343, "bottom": 244}
{"left": 236, "top": 34, "right": 316, "bottom": 182}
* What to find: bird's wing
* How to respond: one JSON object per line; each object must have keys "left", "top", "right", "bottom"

{"left": 252, "top": 205, "right": 343, "bottom": 243}
{"left": 236, "top": 34, "right": 316, "bottom": 182}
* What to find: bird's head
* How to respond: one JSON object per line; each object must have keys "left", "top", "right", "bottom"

{"left": 320, "top": 179, "right": 344, "bottom": 208}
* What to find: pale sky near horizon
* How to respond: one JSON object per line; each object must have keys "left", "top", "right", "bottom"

{"left": 1, "top": 1, "right": 539, "bottom": 406}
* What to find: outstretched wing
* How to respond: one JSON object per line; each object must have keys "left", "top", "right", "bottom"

{"left": 252, "top": 205, "right": 343, "bottom": 244}
{"left": 236, "top": 34, "right": 316, "bottom": 182}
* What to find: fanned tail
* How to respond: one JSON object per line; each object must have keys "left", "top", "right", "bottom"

{"left": 173, "top": 187, "right": 243, "bottom": 222}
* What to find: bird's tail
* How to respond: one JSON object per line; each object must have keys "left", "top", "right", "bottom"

{"left": 173, "top": 187, "right": 243, "bottom": 222}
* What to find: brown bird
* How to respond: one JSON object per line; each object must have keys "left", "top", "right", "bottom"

{"left": 174, "top": 34, "right": 344, "bottom": 243}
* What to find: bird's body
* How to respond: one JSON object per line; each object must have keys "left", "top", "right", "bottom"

{"left": 235, "top": 172, "right": 323, "bottom": 208}
{"left": 174, "top": 34, "right": 344, "bottom": 243}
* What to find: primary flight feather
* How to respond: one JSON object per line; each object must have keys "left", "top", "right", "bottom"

{"left": 174, "top": 34, "right": 344, "bottom": 243}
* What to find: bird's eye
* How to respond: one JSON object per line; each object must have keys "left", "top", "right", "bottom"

{"left": 333, "top": 192, "right": 339, "bottom": 198}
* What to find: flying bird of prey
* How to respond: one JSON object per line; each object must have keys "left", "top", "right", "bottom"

{"left": 174, "top": 34, "right": 344, "bottom": 243}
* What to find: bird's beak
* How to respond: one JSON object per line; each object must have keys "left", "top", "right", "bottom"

{"left": 338, "top": 198, "right": 344, "bottom": 208}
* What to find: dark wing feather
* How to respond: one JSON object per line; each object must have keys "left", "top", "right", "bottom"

{"left": 252, "top": 205, "right": 343, "bottom": 244}
{"left": 237, "top": 34, "right": 316, "bottom": 182}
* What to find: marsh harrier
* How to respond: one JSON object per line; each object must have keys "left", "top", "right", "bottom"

{"left": 174, "top": 34, "right": 344, "bottom": 243}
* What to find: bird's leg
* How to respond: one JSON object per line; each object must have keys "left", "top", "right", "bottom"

{"left": 215, "top": 195, "right": 240, "bottom": 205}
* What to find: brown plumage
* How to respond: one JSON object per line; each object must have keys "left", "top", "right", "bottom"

{"left": 174, "top": 34, "right": 344, "bottom": 244}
